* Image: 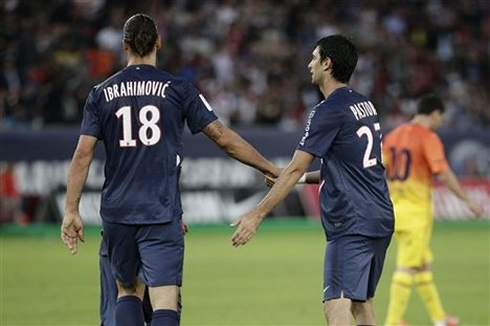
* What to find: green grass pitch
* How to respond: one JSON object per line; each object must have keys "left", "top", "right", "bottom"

{"left": 1, "top": 220, "right": 488, "bottom": 325}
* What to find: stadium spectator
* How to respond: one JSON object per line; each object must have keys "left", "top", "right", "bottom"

{"left": 0, "top": 0, "right": 489, "bottom": 131}
{"left": 383, "top": 94, "right": 483, "bottom": 326}
{"left": 232, "top": 35, "right": 394, "bottom": 325}
{"left": 60, "top": 13, "right": 279, "bottom": 326}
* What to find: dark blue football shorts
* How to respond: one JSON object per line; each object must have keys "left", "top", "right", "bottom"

{"left": 99, "top": 231, "right": 153, "bottom": 326}
{"left": 102, "top": 217, "right": 185, "bottom": 288}
{"left": 322, "top": 234, "right": 392, "bottom": 302}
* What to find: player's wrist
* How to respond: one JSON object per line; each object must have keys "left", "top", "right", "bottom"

{"left": 266, "top": 165, "right": 281, "bottom": 178}
{"left": 64, "top": 206, "right": 79, "bottom": 215}
{"left": 251, "top": 207, "right": 268, "bottom": 221}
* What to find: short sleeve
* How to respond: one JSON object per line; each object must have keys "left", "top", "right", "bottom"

{"left": 297, "top": 105, "right": 341, "bottom": 158}
{"left": 182, "top": 82, "right": 218, "bottom": 134}
{"left": 80, "top": 88, "right": 102, "bottom": 139}
{"left": 422, "top": 133, "right": 449, "bottom": 174}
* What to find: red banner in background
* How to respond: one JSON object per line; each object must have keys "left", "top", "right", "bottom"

{"left": 300, "top": 179, "right": 490, "bottom": 220}
{"left": 432, "top": 179, "right": 490, "bottom": 220}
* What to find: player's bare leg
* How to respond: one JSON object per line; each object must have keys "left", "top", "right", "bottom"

{"left": 116, "top": 276, "right": 146, "bottom": 299}
{"left": 115, "top": 277, "right": 146, "bottom": 326}
{"left": 149, "top": 285, "right": 181, "bottom": 325}
{"left": 351, "top": 298, "right": 376, "bottom": 325}
{"left": 149, "top": 285, "right": 180, "bottom": 311}
{"left": 324, "top": 298, "right": 352, "bottom": 325}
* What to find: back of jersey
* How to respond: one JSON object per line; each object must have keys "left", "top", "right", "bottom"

{"left": 80, "top": 64, "right": 217, "bottom": 224}
{"left": 384, "top": 123, "right": 449, "bottom": 229}
{"left": 298, "top": 87, "right": 394, "bottom": 239}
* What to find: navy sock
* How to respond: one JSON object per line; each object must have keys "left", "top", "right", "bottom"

{"left": 115, "top": 296, "right": 144, "bottom": 326}
{"left": 150, "top": 309, "right": 180, "bottom": 326}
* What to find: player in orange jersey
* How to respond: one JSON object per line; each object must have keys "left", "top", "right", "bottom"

{"left": 383, "top": 94, "right": 483, "bottom": 326}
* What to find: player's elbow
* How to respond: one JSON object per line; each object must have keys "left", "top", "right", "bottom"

{"left": 218, "top": 136, "right": 241, "bottom": 157}
{"left": 72, "top": 136, "right": 97, "bottom": 163}
{"left": 72, "top": 147, "right": 95, "bottom": 166}
{"left": 435, "top": 170, "right": 451, "bottom": 185}
{"left": 285, "top": 165, "right": 305, "bottom": 179}
{"left": 213, "top": 128, "right": 241, "bottom": 155}
{"left": 73, "top": 147, "right": 92, "bottom": 159}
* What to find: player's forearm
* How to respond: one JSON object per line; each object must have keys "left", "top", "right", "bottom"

{"left": 205, "top": 121, "right": 278, "bottom": 176}
{"left": 65, "top": 149, "right": 94, "bottom": 214}
{"left": 253, "top": 166, "right": 306, "bottom": 219}
{"left": 254, "top": 149, "right": 314, "bottom": 217}
{"left": 224, "top": 136, "right": 277, "bottom": 176}
{"left": 436, "top": 169, "right": 470, "bottom": 202}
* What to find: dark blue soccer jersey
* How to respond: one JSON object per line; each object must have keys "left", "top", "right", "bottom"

{"left": 298, "top": 87, "right": 394, "bottom": 240}
{"left": 80, "top": 64, "right": 217, "bottom": 224}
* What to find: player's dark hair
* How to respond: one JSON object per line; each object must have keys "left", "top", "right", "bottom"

{"left": 123, "top": 13, "right": 158, "bottom": 57}
{"left": 417, "top": 94, "right": 445, "bottom": 115}
{"left": 315, "top": 35, "right": 358, "bottom": 83}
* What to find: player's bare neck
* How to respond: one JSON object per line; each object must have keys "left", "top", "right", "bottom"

{"left": 411, "top": 115, "right": 433, "bottom": 130}
{"left": 320, "top": 80, "right": 348, "bottom": 99}
{"left": 127, "top": 55, "right": 157, "bottom": 67}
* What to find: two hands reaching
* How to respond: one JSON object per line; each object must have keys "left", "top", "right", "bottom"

{"left": 230, "top": 171, "right": 280, "bottom": 247}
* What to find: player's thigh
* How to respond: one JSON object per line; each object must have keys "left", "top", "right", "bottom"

{"left": 323, "top": 235, "right": 388, "bottom": 301}
{"left": 137, "top": 217, "right": 185, "bottom": 287}
{"left": 102, "top": 221, "right": 140, "bottom": 288}
{"left": 395, "top": 228, "right": 432, "bottom": 268}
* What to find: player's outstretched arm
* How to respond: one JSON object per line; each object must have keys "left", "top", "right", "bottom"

{"left": 436, "top": 169, "right": 484, "bottom": 217}
{"left": 203, "top": 120, "right": 280, "bottom": 177}
{"left": 61, "top": 135, "right": 97, "bottom": 254}
{"left": 265, "top": 170, "right": 320, "bottom": 187}
{"left": 231, "top": 150, "right": 315, "bottom": 247}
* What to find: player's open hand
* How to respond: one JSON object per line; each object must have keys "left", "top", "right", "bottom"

{"left": 230, "top": 211, "right": 263, "bottom": 247}
{"left": 467, "top": 199, "right": 484, "bottom": 218}
{"left": 61, "top": 212, "right": 85, "bottom": 254}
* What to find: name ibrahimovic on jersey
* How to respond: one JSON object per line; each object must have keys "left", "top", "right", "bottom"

{"left": 102, "top": 80, "right": 172, "bottom": 102}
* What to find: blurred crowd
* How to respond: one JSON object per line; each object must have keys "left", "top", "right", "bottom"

{"left": 1, "top": 0, "right": 489, "bottom": 131}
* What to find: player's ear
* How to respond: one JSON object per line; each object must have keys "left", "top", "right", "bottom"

{"left": 323, "top": 57, "right": 332, "bottom": 71}
{"left": 122, "top": 40, "right": 130, "bottom": 51}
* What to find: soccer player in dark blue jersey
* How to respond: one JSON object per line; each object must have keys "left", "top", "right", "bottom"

{"left": 232, "top": 35, "right": 394, "bottom": 325}
{"left": 61, "top": 13, "right": 279, "bottom": 326}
